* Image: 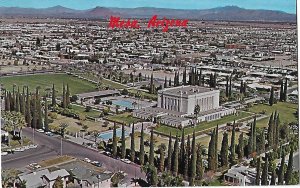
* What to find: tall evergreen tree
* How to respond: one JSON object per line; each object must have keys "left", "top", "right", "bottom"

{"left": 167, "top": 132, "right": 173, "bottom": 172}
{"left": 285, "top": 149, "right": 294, "bottom": 185}
{"left": 279, "top": 80, "right": 284, "bottom": 101}
{"left": 37, "top": 99, "right": 43, "bottom": 129}
{"left": 261, "top": 156, "right": 269, "bottom": 185}
{"left": 159, "top": 144, "right": 166, "bottom": 172}
{"left": 270, "top": 168, "right": 276, "bottom": 185}
{"left": 180, "top": 128, "right": 185, "bottom": 174}
{"left": 52, "top": 84, "right": 56, "bottom": 106}
{"left": 164, "top": 77, "right": 168, "bottom": 88}
{"left": 253, "top": 116, "right": 257, "bottom": 152}
{"left": 230, "top": 122, "right": 236, "bottom": 165}
{"left": 255, "top": 157, "right": 261, "bottom": 185}
{"left": 189, "top": 131, "right": 196, "bottom": 186}
{"left": 220, "top": 132, "right": 229, "bottom": 167}
{"left": 196, "top": 144, "right": 203, "bottom": 180}
{"left": 237, "top": 133, "right": 244, "bottom": 160}
{"left": 121, "top": 124, "right": 126, "bottom": 159}
{"left": 32, "top": 96, "right": 37, "bottom": 129}
{"left": 169, "top": 78, "right": 172, "bottom": 87}
{"left": 283, "top": 78, "right": 288, "bottom": 102}
{"left": 229, "top": 75, "right": 232, "bottom": 97}
{"left": 130, "top": 123, "right": 135, "bottom": 162}
{"left": 150, "top": 73, "right": 154, "bottom": 94}
{"left": 278, "top": 154, "right": 285, "bottom": 185}
{"left": 66, "top": 84, "right": 70, "bottom": 107}
{"left": 112, "top": 123, "right": 117, "bottom": 158}
{"left": 214, "top": 125, "right": 219, "bottom": 168}
{"left": 62, "top": 83, "right": 66, "bottom": 108}
{"left": 274, "top": 114, "right": 280, "bottom": 146}
{"left": 247, "top": 124, "right": 254, "bottom": 155}
{"left": 267, "top": 113, "right": 274, "bottom": 148}
{"left": 149, "top": 130, "right": 155, "bottom": 166}
{"left": 269, "top": 86, "right": 274, "bottom": 106}
{"left": 44, "top": 100, "right": 48, "bottom": 132}
{"left": 208, "top": 130, "right": 216, "bottom": 171}
{"left": 182, "top": 67, "right": 187, "bottom": 85}
{"left": 225, "top": 76, "right": 229, "bottom": 97}
{"left": 240, "top": 81, "right": 244, "bottom": 93}
{"left": 139, "top": 123, "right": 145, "bottom": 165}
{"left": 172, "top": 134, "right": 179, "bottom": 176}
{"left": 25, "top": 88, "right": 31, "bottom": 127}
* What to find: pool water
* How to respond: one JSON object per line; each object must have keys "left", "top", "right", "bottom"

{"left": 112, "top": 100, "right": 133, "bottom": 109}
{"left": 98, "top": 128, "right": 129, "bottom": 141}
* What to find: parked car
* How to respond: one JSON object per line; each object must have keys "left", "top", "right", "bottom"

{"left": 84, "top": 158, "right": 91, "bottom": 163}
{"left": 37, "top": 129, "right": 45, "bottom": 133}
{"left": 1, "top": 152, "right": 8, "bottom": 156}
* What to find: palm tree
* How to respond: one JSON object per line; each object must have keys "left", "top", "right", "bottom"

{"left": 92, "top": 130, "right": 100, "bottom": 143}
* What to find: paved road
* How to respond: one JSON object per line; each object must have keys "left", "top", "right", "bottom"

{"left": 2, "top": 127, "right": 145, "bottom": 182}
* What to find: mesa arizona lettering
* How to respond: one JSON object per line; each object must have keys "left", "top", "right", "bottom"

{"left": 108, "top": 15, "right": 189, "bottom": 32}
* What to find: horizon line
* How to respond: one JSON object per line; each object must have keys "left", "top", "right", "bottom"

{"left": 0, "top": 5, "right": 295, "bottom": 14}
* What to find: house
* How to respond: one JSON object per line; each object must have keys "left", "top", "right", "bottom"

{"left": 41, "top": 169, "right": 69, "bottom": 188}
{"left": 223, "top": 165, "right": 257, "bottom": 186}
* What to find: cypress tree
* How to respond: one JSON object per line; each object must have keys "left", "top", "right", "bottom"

{"left": 213, "top": 73, "right": 217, "bottom": 88}
{"left": 150, "top": 73, "right": 154, "bottom": 94}
{"left": 275, "top": 114, "right": 280, "bottom": 146}
{"left": 283, "top": 78, "right": 288, "bottom": 102}
{"left": 269, "top": 86, "right": 274, "bottom": 106}
{"left": 225, "top": 76, "right": 229, "bottom": 97}
{"left": 208, "top": 130, "right": 216, "bottom": 171}
{"left": 139, "top": 123, "right": 144, "bottom": 164}
{"left": 285, "top": 149, "right": 294, "bottom": 185}
{"left": 62, "top": 83, "right": 66, "bottom": 108}
{"left": 164, "top": 77, "right": 168, "bottom": 88}
{"left": 215, "top": 125, "right": 219, "bottom": 168}
{"left": 37, "top": 99, "right": 43, "bottom": 129}
{"left": 267, "top": 113, "right": 274, "bottom": 148}
{"left": 5, "top": 91, "right": 10, "bottom": 111}
{"left": 169, "top": 78, "right": 172, "bottom": 87}
{"left": 174, "top": 72, "right": 177, "bottom": 87}
{"left": 230, "top": 121, "right": 236, "bottom": 165}
{"left": 159, "top": 144, "right": 166, "bottom": 172}
{"left": 189, "top": 131, "right": 196, "bottom": 186}
{"left": 186, "top": 134, "right": 191, "bottom": 174}
{"left": 261, "top": 156, "right": 269, "bottom": 185}
{"left": 247, "top": 124, "right": 254, "bottom": 155}
{"left": 44, "top": 100, "right": 49, "bottom": 132}
{"left": 237, "top": 133, "right": 244, "bottom": 160}
{"left": 112, "top": 123, "right": 117, "bottom": 158}
{"left": 180, "top": 128, "right": 185, "bottom": 174}
{"left": 15, "top": 92, "right": 20, "bottom": 112}
{"left": 167, "top": 132, "right": 172, "bottom": 172}
{"left": 278, "top": 154, "right": 285, "bottom": 185}
{"left": 21, "top": 92, "right": 26, "bottom": 115}
{"left": 32, "top": 97, "right": 37, "bottom": 129}
{"left": 255, "top": 157, "right": 261, "bottom": 185}
{"left": 229, "top": 75, "right": 232, "bottom": 97}
{"left": 66, "top": 84, "right": 70, "bottom": 107}
{"left": 184, "top": 149, "right": 189, "bottom": 179}
{"left": 121, "top": 124, "right": 126, "bottom": 159}
{"left": 25, "top": 88, "right": 31, "bottom": 127}
{"left": 130, "top": 123, "right": 135, "bottom": 162}
{"left": 172, "top": 134, "right": 179, "bottom": 176}
{"left": 183, "top": 67, "right": 187, "bottom": 85}
{"left": 52, "top": 84, "right": 56, "bottom": 106}
{"left": 253, "top": 116, "right": 257, "bottom": 152}
{"left": 150, "top": 166, "right": 158, "bottom": 186}
{"left": 280, "top": 80, "right": 284, "bottom": 101}
{"left": 196, "top": 144, "right": 203, "bottom": 180}
{"left": 220, "top": 132, "right": 229, "bottom": 167}
{"left": 149, "top": 129, "right": 154, "bottom": 166}
{"left": 240, "top": 81, "right": 244, "bottom": 93}
{"left": 270, "top": 168, "right": 276, "bottom": 185}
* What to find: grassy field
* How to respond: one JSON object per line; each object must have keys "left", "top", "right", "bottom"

{"left": 0, "top": 73, "right": 97, "bottom": 95}
{"left": 106, "top": 112, "right": 140, "bottom": 125}
{"left": 49, "top": 114, "right": 111, "bottom": 134}
{"left": 155, "top": 111, "right": 251, "bottom": 136}
{"left": 70, "top": 105, "right": 100, "bottom": 118}
{"left": 247, "top": 102, "right": 298, "bottom": 128}
{"left": 128, "top": 89, "right": 158, "bottom": 101}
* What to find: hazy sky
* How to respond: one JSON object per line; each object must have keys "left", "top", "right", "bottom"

{"left": 0, "top": 0, "right": 296, "bottom": 13}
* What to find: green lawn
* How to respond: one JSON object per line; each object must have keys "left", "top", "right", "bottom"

{"left": 247, "top": 102, "right": 298, "bottom": 128}
{"left": 80, "top": 73, "right": 127, "bottom": 90}
{"left": 128, "top": 89, "right": 158, "bottom": 101}
{"left": 70, "top": 105, "right": 100, "bottom": 118}
{"left": 106, "top": 112, "right": 140, "bottom": 125}
{"left": 155, "top": 111, "right": 251, "bottom": 136}
{"left": 0, "top": 73, "right": 97, "bottom": 95}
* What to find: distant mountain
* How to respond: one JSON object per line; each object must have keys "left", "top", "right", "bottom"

{"left": 0, "top": 5, "right": 296, "bottom": 22}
